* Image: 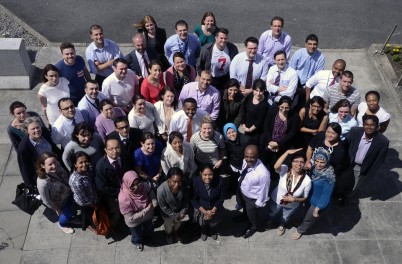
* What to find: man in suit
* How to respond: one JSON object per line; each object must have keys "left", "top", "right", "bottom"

{"left": 95, "top": 137, "right": 129, "bottom": 231}
{"left": 106, "top": 116, "right": 143, "bottom": 170}
{"left": 125, "top": 33, "right": 158, "bottom": 85}
{"left": 345, "top": 114, "right": 389, "bottom": 193}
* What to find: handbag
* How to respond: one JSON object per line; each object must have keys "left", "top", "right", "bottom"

{"left": 12, "top": 183, "right": 42, "bottom": 215}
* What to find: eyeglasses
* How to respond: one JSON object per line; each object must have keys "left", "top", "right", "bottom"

{"left": 61, "top": 105, "right": 75, "bottom": 111}
{"left": 106, "top": 147, "right": 120, "bottom": 152}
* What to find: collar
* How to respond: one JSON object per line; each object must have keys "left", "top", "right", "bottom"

{"left": 29, "top": 137, "right": 43, "bottom": 146}
{"left": 362, "top": 133, "right": 374, "bottom": 143}
{"left": 107, "top": 155, "right": 120, "bottom": 165}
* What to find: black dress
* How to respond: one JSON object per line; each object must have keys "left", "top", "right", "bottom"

{"left": 296, "top": 106, "right": 326, "bottom": 150}
{"left": 242, "top": 94, "right": 269, "bottom": 143}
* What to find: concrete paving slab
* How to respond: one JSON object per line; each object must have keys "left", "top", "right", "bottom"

{"left": 205, "top": 241, "right": 251, "bottom": 264}
{"left": 0, "top": 176, "right": 24, "bottom": 211}
{"left": 249, "top": 240, "right": 297, "bottom": 264}
{"left": 336, "top": 240, "right": 385, "bottom": 264}
{"left": 0, "top": 210, "right": 30, "bottom": 249}
{"left": 23, "top": 206, "right": 72, "bottom": 250}
{"left": 115, "top": 245, "right": 161, "bottom": 264}
{"left": 378, "top": 240, "right": 402, "bottom": 264}
{"left": 161, "top": 241, "right": 205, "bottom": 264}
{"left": 366, "top": 202, "right": 402, "bottom": 239}
{"left": 69, "top": 227, "right": 116, "bottom": 248}
{"left": 20, "top": 248, "right": 69, "bottom": 264}
{"left": 0, "top": 144, "right": 12, "bottom": 174}
{"left": 292, "top": 239, "right": 341, "bottom": 264}
{"left": 0, "top": 248, "right": 22, "bottom": 264}
{"left": 2, "top": 148, "right": 19, "bottom": 177}
{"left": 67, "top": 246, "right": 116, "bottom": 264}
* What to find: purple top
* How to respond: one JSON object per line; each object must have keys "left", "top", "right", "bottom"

{"left": 95, "top": 107, "right": 126, "bottom": 140}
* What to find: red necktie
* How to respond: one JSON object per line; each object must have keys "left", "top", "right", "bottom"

{"left": 186, "top": 117, "right": 193, "bottom": 142}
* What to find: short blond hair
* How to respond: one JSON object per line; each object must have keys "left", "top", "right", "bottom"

{"left": 201, "top": 115, "right": 213, "bottom": 126}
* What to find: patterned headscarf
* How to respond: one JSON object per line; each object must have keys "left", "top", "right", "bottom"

{"left": 118, "top": 171, "right": 151, "bottom": 215}
{"left": 223, "top": 123, "right": 237, "bottom": 140}
{"left": 311, "top": 147, "right": 335, "bottom": 183}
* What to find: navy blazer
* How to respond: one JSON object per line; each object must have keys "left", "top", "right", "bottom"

{"left": 346, "top": 127, "right": 389, "bottom": 178}
{"left": 17, "top": 133, "right": 61, "bottom": 187}
{"left": 106, "top": 128, "right": 143, "bottom": 170}
{"left": 125, "top": 48, "right": 158, "bottom": 77}
{"left": 191, "top": 175, "right": 226, "bottom": 211}
{"left": 95, "top": 156, "right": 129, "bottom": 198}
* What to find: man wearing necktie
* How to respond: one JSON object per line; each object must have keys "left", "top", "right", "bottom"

{"left": 230, "top": 37, "right": 269, "bottom": 96}
{"left": 266, "top": 50, "right": 298, "bottom": 105}
{"left": 106, "top": 116, "right": 143, "bottom": 170}
{"left": 125, "top": 33, "right": 158, "bottom": 86}
{"left": 236, "top": 145, "right": 270, "bottom": 239}
{"left": 95, "top": 137, "right": 129, "bottom": 233}
{"left": 78, "top": 80, "right": 106, "bottom": 127}
{"left": 289, "top": 34, "right": 325, "bottom": 111}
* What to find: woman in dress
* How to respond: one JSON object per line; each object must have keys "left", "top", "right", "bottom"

{"left": 133, "top": 15, "right": 169, "bottom": 70}
{"left": 292, "top": 148, "right": 335, "bottom": 240}
{"left": 141, "top": 60, "right": 166, "bottom": 104}
{"left": 154, "top": 86, "right": 178, "bottom": 139}
{"left": 119, "top": 170, "right": 158, "bottom": 251}
{"left": 36, "top": 152, "right": 76, "bottom": 234}
{"left": 261, "top": 96, "right": 300, "bottom": 173}
{"left": 356, "top": 90, "right": 391, "bottom": 133}
{"left": 268, "top": 149, "right": 312, "bottom": 236}
{"left": 164, "top": 52, "right": 196, "bottom": 94}
{"left": 192, "top": 164, "right": 226, "bottom": 241}
{"left": 7, "top": 101, "right": 49, "bottom": 151}
{"left": 69, "top": 151, "right": 99, "bottom": 232}
{"left": 17, "top": 116, "right": 61, "bottom": 187}
{"left": 37, "top": 64, "right": 70, "bottom": 125}
{"left": 157, "top": 167, "right": 188, "bottom": 244}
{"left": 62, "top": 122, "right": 104, "bottom": 171}
{"left": 194, "top": 12, "right": 219, "bottom": 46}
{"left": 95, "top": 99, "right": 126, "bottom": 140}
{"left": 241, "top": 79, "right": 269, "bottom": 143}
{"left": 297, "top": 96, "right": 328, "bottom": 150}
{"left": 216, "top": 78, "right": 244, "bottom": 129}
{"left": 128, "top": 95, "right": 163, "bottom": 135}
{"left": 161, "top": 131, "right": 197, "bottom": 187}
{"left": 134, "top": 132, "right": 164, "bottom": 189}
{"left": 329, "top": 99, "right": 357, "bottom": 141}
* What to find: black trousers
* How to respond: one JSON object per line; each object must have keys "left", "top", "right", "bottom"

{"left": 241, "top": 192, "right": 265, "bottom": 230}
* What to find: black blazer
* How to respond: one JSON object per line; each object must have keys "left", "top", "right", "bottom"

{"left": 346, "top": 127, "right": 389, "bottom": 178}
{"left": 125, "top": 48, "right": 158, "bottom": 77}
{"left": 261, "top": 106, "right": 300, "bottom": 150}
{"left": 17, "top": 133, "right": 61, "bottom": 187}
{"left": 106, "top": 128, "right": 143, "bottom": 170}
{"left": 197, "top": 41, "right": 239, "bottom": 76}
{"left": 191, "top": 175, "right": 226, "bottom": 211}
{"left": 139, "top": 27, "right": 167, "bottom": 57}
{"left": 95, "top": 156, "right": 129, "bottom": 198}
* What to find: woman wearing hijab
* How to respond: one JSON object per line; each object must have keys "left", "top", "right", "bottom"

{"left": 292, "top": 148, "right": 335, "bottom": 240}
{"left": 118, "top": 171, "right": 158, "bottom": 251}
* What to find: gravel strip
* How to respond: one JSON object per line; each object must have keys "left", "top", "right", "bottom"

{"left": 0, "top": 7, "right": 46, "bottom": 47}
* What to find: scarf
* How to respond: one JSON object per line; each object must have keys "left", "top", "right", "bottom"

{"left": 223, "top": 122, "right": 237, "bottom": 140}
{"left": 173, "top": 64, "right": 191, "bottom": 92}
{"left": 311, "top": 147, "right": 335, "bottom": 184}
{"left": 118, "top": 171, "right": 151, "bottom": 215}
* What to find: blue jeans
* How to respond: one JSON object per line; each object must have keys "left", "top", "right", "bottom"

{"left": 268, "top": 199, "right": 298, "bottom": 226}
{"left": 59, "top": 195, "right": 75, "bottom": 227}
{"left": 129, "top": 219, "right": 153, "bottom": 245}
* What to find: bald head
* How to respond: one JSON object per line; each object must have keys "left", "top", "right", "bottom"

{"left": 133, "top": 33, "right": 146, "bottom": 54}
{"left": 244, "top": 145, "right": 259, "bottom": 167}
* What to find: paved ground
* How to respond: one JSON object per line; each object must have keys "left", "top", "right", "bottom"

{"left": 0, "top": 1, "right": 401, "bottom": 48}
{"left": 0, "top": 44, "right": 401, "bottom": 263}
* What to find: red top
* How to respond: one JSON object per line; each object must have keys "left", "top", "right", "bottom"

{"left": 140, "top": 75, "right": 166, "bottom": 104}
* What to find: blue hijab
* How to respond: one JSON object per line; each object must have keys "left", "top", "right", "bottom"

{"left": 311, "top": 147, "right": 335, "bottom": 184}
{"left": 223, "top": 123, "right": 237, "bottom": 140}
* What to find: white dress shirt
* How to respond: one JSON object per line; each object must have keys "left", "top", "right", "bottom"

{"left": 240, "top": 159, "right": 271, "bottom": 207}
{"left": 169, "top": 109, "right": 208, "bottom": 140}
{"left": 51, "top": 109, "right": 86, "bottom": 148}
{"left": 266, "top": 64, "right": 298, "bottom": 103}
{"left": 102, "top": 69, "right": 139, "bottom": 108}
{"left": 305, "top": 70, "right": 337, "bottom": 98}
{"left": 230, "top": 52, "right": 269, "bottom": 86}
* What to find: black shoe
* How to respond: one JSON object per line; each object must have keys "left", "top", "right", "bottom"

{"left": 134, "top": 243, "right": 144, "bottom": 251}
{"left": 242, "top": 228, "right": 257, "bottom": 239}
{"left": 210, "top": 233, "right": 218, "bottom": 240}
{"left": 200, "top": 233, "right": 208, "bottom": 241}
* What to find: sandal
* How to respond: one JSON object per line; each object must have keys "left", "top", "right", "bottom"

{"left": 291, "top": 232, "right": 302, "bottom": 240}
{"left": 276, "top": 226, "right": 285, "bottom": 236}
{"left": 58, "top": 223, "right": 74, "bottom": 234}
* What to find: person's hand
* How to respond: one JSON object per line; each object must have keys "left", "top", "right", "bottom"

{"left": 153, "top": 174, "right": 161, "bottom": 182}
{"left": 313, "top": 208, "right": 319, "bottom": 217}
{"left": 281, "top": 195, "right": 295, "bottom": 203}
{"left": 287, "top": 148, "right": 303, "bottom": 155}
{"left": 214, "top": 160, "right": 223, "bottom": 169}
{"left": 137, "top": 75, "right": 143, "bottom": 82}
{"left": 161, "top": 133, "right": 168, "bottom": 141}
{"left": 55, "top": 209, "right": 62, "bottom": 216}
{"left": 304, "top": 162, "right": 312, "bottom": 170}
{"left": 312, "top": 129, "right": 318, "bottom": 135}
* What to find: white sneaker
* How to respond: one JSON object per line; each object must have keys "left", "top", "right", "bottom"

{"left": 58, "top": 223, "right": 74, "bottom": 234}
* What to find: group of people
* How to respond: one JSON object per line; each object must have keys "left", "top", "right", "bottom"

{"left": 8, "top": 12, "right": 391, "bottom": 250}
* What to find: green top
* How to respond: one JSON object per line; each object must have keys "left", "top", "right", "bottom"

{"left": 194, "top": 24, "right": 219, "bottom": 46}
